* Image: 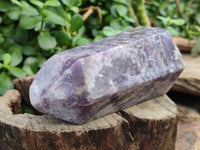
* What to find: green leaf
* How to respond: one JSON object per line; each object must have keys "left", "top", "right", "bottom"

{"left": 70, "top": 7, "right": 80, "bottom": 13}
{"left": 23, "top": 65, "right": 34, "bottom": 75}
{"left": 21, "top": 1, "right": 39, "bottom": 16}
{"left": 0, "top": 49, "right": 5, "bottom": 61}
{"left": 94, "top": 35, "right": 103, "bottom": 41}
{"left": 121, "top": 26, "right": 133, "bottom": 31}
{"left": 13, "top": 27, "right": 28, "bottom": 43}
{"left": 24, "top": 57, "right": 38, "bottom": 66}
{"left": 0, "top": 16, "right": 2, "bottom": 24}
{"left": 78, "top": 26, "right": 86, "bottom": 36}
{"left": 0, "top": 1, "right": 12, "bottom": 12}
{"left": 0, "top": 63, "right": 2, "bottom": 69}
{"left": 29, "top": 0, "right": 44, "bottom": 8}
{"left": 0, "top": 25, "right": 14, "bottom": 37}
{"left": 21, "top": 103, "right": 34, "bottom": 114}
{"left": 3, "top": 53, "right": 12, "bottom": 65}
{"left": 7, "top": 9, "right": 20, "bottom": 20}
{"left": 22, "top": 6, "right": 39, "bottom": 16}
{"left": 0, "top": 38, "right": 14, "bottom": 50}
{"left": 70, "top": 14, "right": 83, "bottom": 33}
{"left": 8, "top": 44, "right": 23, "bottom": 66}
{"left": 44, "top": 10, "right": 66, "bottom": 26}
{"left": 0, "top": 72, "right": 14, "bottom": 95}
{"left": 75, "top": 37, "right": 91, "bottom": 46}
{"left": 54, "top": 46, "right": 63, "bottom": 54}
{"left": 23, "top": 46, "right": 37, "bottom": 56}
{"left": 113, "top": 0, "right": 130, "bottom": 6}
{"left": 196, "top": 13, "right": 200, "bottom": 25}
{"left": 0, "top": 36, "right": 5, "bottom": 44}
{"left": 37, "top": 56, "right": 46, "bottom": 67}
{"left": 53, "top": 31, "right": 72, "bottom": 46}
{"left": 171, "top": 19, "right": 185, "bottom": 26}
{"left": 166, "top": 26, "right": 178, "bottom": 36}
{"left": 48, "top": 6, "right": 67, "bottom": 20}
{"left": 192, "top": 38, "right": 200, "bottom": 56}
{"left": 110, "top": 5, "right": 118, "bottom": 17}
{"left": 116, "top": 5, "right": 127, "bottom": 17}
{"left": 61, "top": 0, "right": 81, "bottom": 7}
{"left": 44, "top": 0, "right": 60, "bottom": 7}
{"left": 157, "top": 16, "right": 168, "bottom": 26}
{"left": 89, "top": 0, "right": 95, "bottom": 3}
{"left": 19, "top": 15, "right": 41, "bottom": 30}
{"left": 102, "top": 26, "right": 117, "bottom": 37}
{"left": 11, "top": 0, "right": 22, "bottom": 7}
{"left": 124, "top": 16, "right": 135, "bottom": 23}
{"left": 2, "top": 13, "right": 13, "bottom": 25}
{"left": 10, "top": 52, "right": 23, "bottom": 67}
{"left": 110, "top": 20, "right": 123, "bottom": 30}
{"left": 101, "top": 10, "right": 108, "bottom": 16}
{"left": 8, "top": 44, "right": 22, "bottom": 54}
{"left": 24, "top": 57, "right": 39, "bottom": 74}
{"left": 7, "top": 66, "right": 26, "bottom": 78}
{"left": 38, "top": 32, "right": 57, "bottom": 50}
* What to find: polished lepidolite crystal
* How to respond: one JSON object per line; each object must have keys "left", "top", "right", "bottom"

{"left": 30, "top": 27, "right": 184, "bottom": 124}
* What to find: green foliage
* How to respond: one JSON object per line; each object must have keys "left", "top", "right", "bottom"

{"left": 0, "top": 0, "right": 135, "bottom": 95}
{"left": 0, "top": 0, "right": 199, "bottom": 96}
{"left": 191, "top": 38, "right": 200, "bottom": 56}
{"left": 21, "top": 103, "right": 34, "bottom": 114}
{"left": 157, "top": 16, "right": 185, "bottom": 36}
{"left": 146, "top": 0, "right": 200, "bottom": 38}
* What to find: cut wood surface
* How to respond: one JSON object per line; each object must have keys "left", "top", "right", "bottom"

{"left": 173, "top": 37, "right": 195, "bottom": 53}
{"left": 171, "top": 54, "right": 200, "bottom": 96}
{"left": 0, "top": 76, "right": 178, "bottom": 150}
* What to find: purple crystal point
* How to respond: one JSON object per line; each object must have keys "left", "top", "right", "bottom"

{"left": 30, "top": 27, "right": 184, "bottom": 124}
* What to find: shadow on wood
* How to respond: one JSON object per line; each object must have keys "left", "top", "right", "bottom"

{"left": 0, "top": 76, "right": 178, "bottom": 150}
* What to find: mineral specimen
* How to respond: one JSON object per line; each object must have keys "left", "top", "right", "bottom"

{"left": 30, "top": 27, "right": 184, "bottom": 124}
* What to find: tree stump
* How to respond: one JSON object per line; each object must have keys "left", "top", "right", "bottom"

{"left": 0, "top": 76, "right": 178, "bottom": 150}
{"left": 171, "top": 54, "right": 200, "bottom": 96}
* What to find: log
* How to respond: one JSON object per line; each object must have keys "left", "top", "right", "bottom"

{"left": 0, "top": 77, "right": 178, "bottom": 150}
{"left": 173, "top": 37, "right": 195, "bottom": 53}
{"left": 171, "top": 54, "right": 200, "bottom": 96}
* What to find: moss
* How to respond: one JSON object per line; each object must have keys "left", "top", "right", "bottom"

{"left": 131, "top": 0, "right": 151, "bottom": 26}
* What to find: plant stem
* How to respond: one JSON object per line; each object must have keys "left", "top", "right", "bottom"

{"left": 81, "top": 6, "right": 102, "bottom": 24}
{"left": 175, "top": 0, "right": 186, "bottom": 19}
{"left": 40, "top": 6, "right": 45, "bottom": 33}
{"left": 132, "top": 0, "right": 151, "bottom": 26}
{"left": 65, "top": 23, "right": 71, "bottom": 39}
{"left": 128, "top": 0, "right": 139, "bottom": 27}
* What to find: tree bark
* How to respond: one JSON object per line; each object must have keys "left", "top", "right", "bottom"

{"left": 131, "top": 0, "right": 151, "bottom": 26}
{"left": 128, "top": 0, "right": 140, "bottom": 26}
{"left": 171, "top": 54, "right": 200, "bottom": 96}
{"left": 0, "top": 76, "right": 178, "bottom": 150}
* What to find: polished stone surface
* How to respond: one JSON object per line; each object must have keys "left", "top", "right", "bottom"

{"left": 30, "top": 27, "right": 184, "bottom": 124}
